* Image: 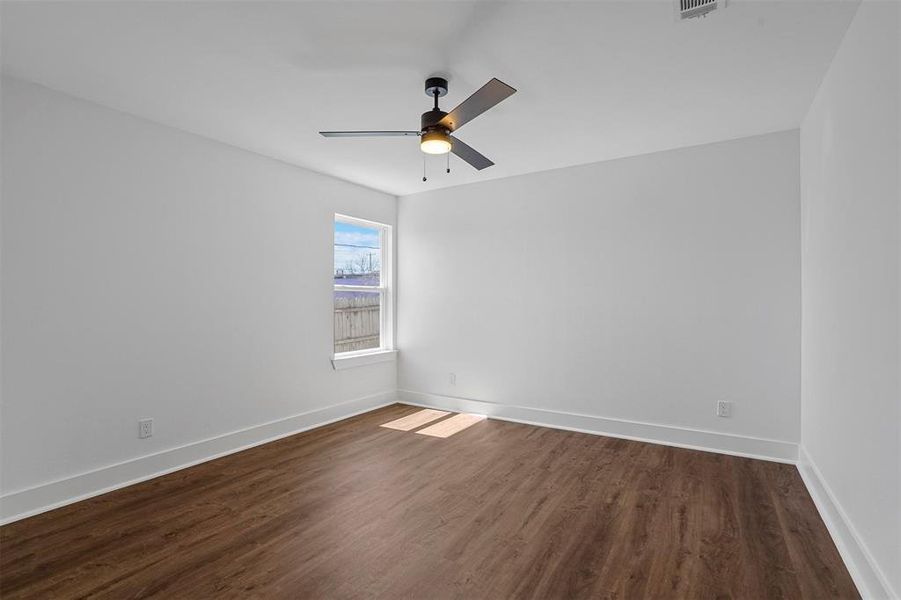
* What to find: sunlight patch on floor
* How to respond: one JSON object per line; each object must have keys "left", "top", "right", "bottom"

{"left": 380, "top": 409, "right": 450, "bottom": 431}
{"left": 415, "top": 413, "right": 486, "bottom": 438}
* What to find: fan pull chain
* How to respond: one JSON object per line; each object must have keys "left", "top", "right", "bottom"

{"left": 422, "top": 155, "right": 427, "bottom": 182}
{"left": 446, "top": 152, "right": 450, "bottom": 174}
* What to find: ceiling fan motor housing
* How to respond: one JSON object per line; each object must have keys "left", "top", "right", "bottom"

{"left": 421, "top": 109, "right": 448, "bottom": 133}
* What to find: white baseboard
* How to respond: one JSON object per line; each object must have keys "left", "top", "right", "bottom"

{"left": 397, "top": 390, "right": 798, "bottom": 463}
{"left": 797, "top": 446, "right": 897, "bottom": 600}
{"left": 0, "top": 391, "right": 397, "bottom": 525}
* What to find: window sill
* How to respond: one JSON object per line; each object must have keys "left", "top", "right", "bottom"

{"left": 331, "top": 349, "right": 397, "bottom": 370}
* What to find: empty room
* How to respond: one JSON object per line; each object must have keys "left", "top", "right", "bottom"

{"left": 0, "top": 0, "right": 898, "bottom": 598}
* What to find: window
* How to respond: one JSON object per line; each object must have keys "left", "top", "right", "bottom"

{"left": 333, "top": 214, "right": 392, "bottom": 357}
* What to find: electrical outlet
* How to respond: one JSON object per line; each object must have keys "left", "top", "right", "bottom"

{"left": 139, "top": 418, "right": 153, "bottom": 439}
{"left": 449, "top": 373, "right": 456, "bottom": 385}
{"left": 716, "top": 401, "right": 732, "bottom": 418}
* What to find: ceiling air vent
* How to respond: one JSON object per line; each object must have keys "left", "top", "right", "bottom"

{"left": 676, "top": 0, "right": 723, "bottom": 20}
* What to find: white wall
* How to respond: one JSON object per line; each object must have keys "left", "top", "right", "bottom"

{"left": 0, "top": 77, "right": 397, "bottom": 517}
{"left": 398, "top": 131, "right": 801, "bottom": 455}
{"left": 799, "top": 0, "right": 900, "bottom": 597}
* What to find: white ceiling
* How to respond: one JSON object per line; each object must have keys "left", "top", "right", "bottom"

{"left": 1, "top": 1, "right": 858, "bottom": 196}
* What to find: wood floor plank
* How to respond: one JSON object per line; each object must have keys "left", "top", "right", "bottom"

{"left": 0, "top": 404, "right": 858, "bottom": 599}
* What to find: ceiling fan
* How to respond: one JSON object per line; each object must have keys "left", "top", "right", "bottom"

{"left": 319, "top": 76, "right": 516, "bottom": 174}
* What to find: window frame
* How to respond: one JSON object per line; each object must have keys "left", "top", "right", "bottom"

{"left": 332, "top": 213, "right": 393, "bottom": 359}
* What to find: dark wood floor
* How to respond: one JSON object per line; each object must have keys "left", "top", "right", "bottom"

{"left": 1, "top": 404, "right": 858, "bottom": 599}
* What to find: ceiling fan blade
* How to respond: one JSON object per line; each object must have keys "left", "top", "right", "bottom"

{"left": 439, "top": 78, "right": 516, "bottom": 132}
{"left": 319, "top": 131, "right": 420, "bottom": 138}
{"left": 450, "top": 136, "right": 494, "bottom": 170}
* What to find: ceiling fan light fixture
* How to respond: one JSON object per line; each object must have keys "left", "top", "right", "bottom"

{"left": 420, "top": 130, "right": 452, "bottom": 155}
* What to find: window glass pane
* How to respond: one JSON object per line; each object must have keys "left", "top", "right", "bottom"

{"left": 334, "top": 290, "right": 380, "bottom": 354}
{"left": 334, "top": 220, "right": 380, "bottom": 286}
